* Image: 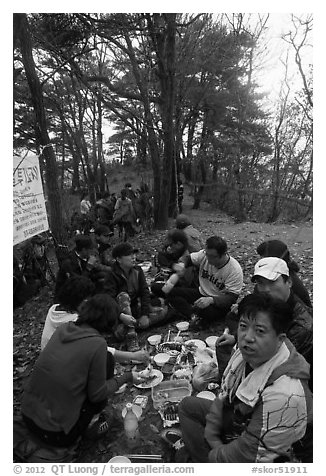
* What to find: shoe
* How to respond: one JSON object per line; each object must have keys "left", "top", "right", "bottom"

{"left": 160, "top": 428, "right": 184, "bottom": 450}
{"left": 85, "top": 414, "right": 110, "bottom": 441}
{"left": 126, "top": 329, "right": 140, "bottom": 352}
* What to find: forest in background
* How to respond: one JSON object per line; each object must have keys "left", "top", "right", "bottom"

{"left": 13, "top": 13, "right": 313, "bottom": 246}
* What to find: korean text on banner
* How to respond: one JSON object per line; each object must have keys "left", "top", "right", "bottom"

{"left": 13, "top": 155, "right": 49, "bottom": 245}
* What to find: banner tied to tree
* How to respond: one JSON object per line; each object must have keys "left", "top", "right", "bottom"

{"left": 13, "top": 155, "right": 49, "bottom": 245}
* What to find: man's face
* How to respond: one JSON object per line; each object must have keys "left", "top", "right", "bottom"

{"left": 79, "top": 247, "right": 91, "bottom": 260}
{"left": 118, "top": 253, "right": 136, "bottom": 269}
{"left": 238, "top": 311, "right": 284, "bottom": 369}
{"left": 96, "top": 232, "right": 111, "bottom": 246}
{"left": 167, "top": 241, "right": 184, "bottom": 255}
{"left": 205, "top": 248, "right": 223, "bottom": 267}
{"left": 33, "top": 243, "right": 45, "bottom": 259}
{"left": 254, "top": 275, "right": 291, "bottom": 302}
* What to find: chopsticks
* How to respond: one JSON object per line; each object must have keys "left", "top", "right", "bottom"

{"left": 174, "top": 330, "right": 181, "bottom": 342}
{"left": 125, "top": 454, "right": 163, "bottom": 462}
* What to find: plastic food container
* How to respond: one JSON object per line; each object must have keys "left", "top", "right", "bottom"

{"left": 151, "top": 379, "right": 192, "bottom": 409}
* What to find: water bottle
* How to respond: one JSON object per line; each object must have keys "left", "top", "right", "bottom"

{"left": 124, "top": 403, "right": 139, "bottom": 448}
{"left": 215, "top": 327, "right": 234, "bottom": 381}
{"left": 151, "top": 254, "right": 158, "bottom": 276}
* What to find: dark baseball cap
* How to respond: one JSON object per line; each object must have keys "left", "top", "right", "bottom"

{"left": 94, "top": 224, "right": 111, "bottom": 236}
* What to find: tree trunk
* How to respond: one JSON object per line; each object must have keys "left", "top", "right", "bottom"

{"left": 60, "top": 125, "right": 65, "bottom": 189}
{"left": 192, "top": 158, "right": 206, "bottom": 210}
{"left": 153, "top": 14, "right": 177, "bottom": 229}
{"left": 192, "top": 113, "right": 208, "bottom": 210}
{"left": 96, "top": 92, "right": 107, "bottom": 193}
{"left": 14, "top": 13, "right": 66, "bottom": 245}
{"left": 168, "top": 155, "right": 178, "bottom": 217}
{"left": 233, "top": 159, "right": 247, "bottom": 222}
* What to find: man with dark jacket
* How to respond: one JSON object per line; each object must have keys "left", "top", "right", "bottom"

{"left": 103, "top": 243, "right": 150, "bottom": 351}
{"left": 103, "top": 243, "right": 171, "bottom": 350}
{"left": 103, "top": 243, "right": 151, "bottom": 320}
{"left": 54, "top": 235, "right": 94, "bottom": 301}
{"left": 256, "top": 239, "right": 312, "bottom": 307}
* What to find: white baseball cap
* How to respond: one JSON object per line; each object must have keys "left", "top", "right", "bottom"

{"left": 252, "top": 257, "right": 289, "bottom": 282}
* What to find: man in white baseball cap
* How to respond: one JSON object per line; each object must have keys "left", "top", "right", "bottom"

{"left": 217, "top": 256, "right": 313, "bottom": 390}
{"left": 251, "top": 257, "right": 291, "bottom": 301}
{"left": 252, "top": 256, "right": 312, "bottom": 389}
{"left": 252, "top": 256, "right": 289, "bottom": 281}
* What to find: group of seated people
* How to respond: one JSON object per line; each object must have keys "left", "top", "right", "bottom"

{"left": 15, "top": 214, "right": 313, "bottom": 463}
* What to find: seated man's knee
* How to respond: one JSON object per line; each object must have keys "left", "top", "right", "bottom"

{"left": 179, "top": 396, "right": 196, "bottom": 417}
{"left": 151, "top": 282, "right": 165, "bottom": 297}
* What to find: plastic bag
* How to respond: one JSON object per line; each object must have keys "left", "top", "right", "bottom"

{"left": 192, "top": 361, "right": 219, "bottom": 391}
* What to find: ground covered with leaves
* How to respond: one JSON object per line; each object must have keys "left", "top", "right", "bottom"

{"left": 13, "top": 198, "right": 313, "bottom": 462}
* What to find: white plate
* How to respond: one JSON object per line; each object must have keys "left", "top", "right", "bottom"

{"left": 196, "top": 391, "right": 216, "bottom": 401}
{"left": 184, "top": 339, "right": 206, "bottom": 351}
{"left": 134, "top": 369, "right": 164, "bottom": 389}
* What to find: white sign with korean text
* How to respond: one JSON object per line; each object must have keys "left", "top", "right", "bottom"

{"left": 13, "top": 154, "right": 49, "bottom": 245}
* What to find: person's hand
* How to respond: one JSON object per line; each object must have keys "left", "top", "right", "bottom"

{"left": 162, "top": 282, "right": 174, "bottom": 294}
{"left": 194, "top": 296, "right": 214, "bottom": 309}
{"left": 131, "top": 350, "right": 150, "bottom": 364}
{"left": 216, "top": 333, "right": 236, "bottom": 347}
{"left": 120, "top": 313, "right": 137, "bottom": 326}
{"left": 172, "top": 262, "right": 185, "bottom": 276}
{"left": 87, "top": 255, "right": 98, "bottom": 267}
{"left": 138, "top": 315, "right": 150, "bottom": 329}
{"left": 132, "top": 371, "right": 147, "bottom": 385}
{"left": 230, "top": 303, "right": 238, "bottom": 313}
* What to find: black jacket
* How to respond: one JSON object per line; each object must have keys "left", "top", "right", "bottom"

{"left": 226, "top": 292, "right": 313, "bottom": 366}
{"left": 54, "top": 251, "right": 90, "bottom": 299}
{"left": 103, "top": 262, "right": 151, "bottom": 317}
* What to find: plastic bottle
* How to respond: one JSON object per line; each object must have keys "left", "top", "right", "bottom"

{"left": 124, "top": 403, "right": 140, "bottom": 448}
{"left": 126, "top": 326, "right": 140, "bottom": 352}
{"left": 215, "top": 327, "right": 234, "bottom": 381}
